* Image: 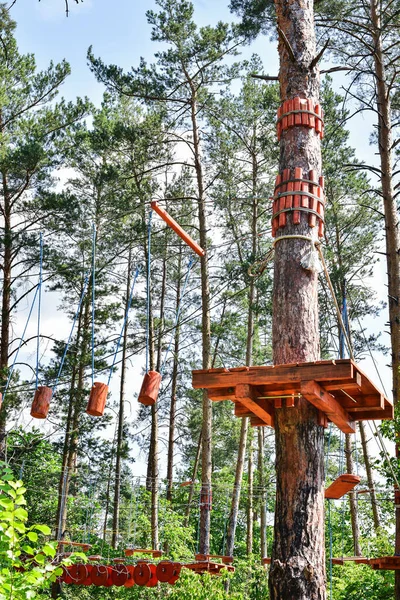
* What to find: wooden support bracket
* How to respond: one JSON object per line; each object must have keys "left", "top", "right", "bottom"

{"left": 301, "top": 380, "right": 356, "bottom": 434}
{"left": 235, "top": 384, "right": 274, "bottom": 427}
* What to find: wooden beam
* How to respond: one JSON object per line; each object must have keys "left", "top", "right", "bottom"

{"left": 235, "top": 384, "right": 274, "bottom": 427}
{"left": 325, "top": 474, "right": 361, "bottom": 499}
{"left": 207, "top": 387, "right": 235, "bottom": 402}
{"left": 301, "top": 380, "right": 356, "bottom": 434}
{"left": 340, "top": 393, "right": 385, "bottom": 412}
{"left": 351, "top": 405, "right": 394, "bottom": 421}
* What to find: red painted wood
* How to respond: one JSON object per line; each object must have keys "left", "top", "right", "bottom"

{"left": 86, "top": 382, "right": 108, "bottom": 416}
{"left": 138, "top": 371, "right": 162, "bottom": 406}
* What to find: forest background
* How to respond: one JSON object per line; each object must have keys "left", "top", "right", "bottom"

{"left": 0, "top": 0, "right": 398, "bottom": 599}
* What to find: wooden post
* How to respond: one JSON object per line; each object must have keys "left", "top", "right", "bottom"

{"left": 269, "top": 1, "right": 326, "bottom": 598}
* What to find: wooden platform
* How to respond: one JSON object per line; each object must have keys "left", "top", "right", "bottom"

{"left": 325, "top": 474, "right": 361, "bottom": 499}
{"left": 124, "top": 548, "right": 162, "bottom": 558}
{"left": 184, "top": 561, "right": 235, "bottom": 575}
{"left": 331, "top": 557, "right": 370, "bottom": 565}
{"left": 370, "top": 556, "right": 400, "bottom": 570}
{"left": 195, "top": 554, "right": 233, "bottom": 565}
{"left": 192, "top": 359, "right": 392, "bottom": 434}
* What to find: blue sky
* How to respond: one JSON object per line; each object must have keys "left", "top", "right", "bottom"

{"left": 9, "top": 0, "right": 277, "bottom": 107}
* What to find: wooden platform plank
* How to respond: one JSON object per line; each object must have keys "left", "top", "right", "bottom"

{"left": 301, "top": 380, "right": 356, "bottom": 434}
{"left": 331, "top": 557, "right": 369, "bottom": 565}
{"left": 325, "top": 474, "right": 361, "bottom": 499}
{"left": 193, "top": 361, "right": 355, "bottom": 389}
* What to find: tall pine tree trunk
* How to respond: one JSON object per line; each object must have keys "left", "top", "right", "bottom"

{"left": 345, "top": 434, "right": 361, "bottom": 555}
{"left": 269, "top": 2, "right": 325, "bottom": 598}
{"left": 188, "top": 91, "right": 212, "bottom": 555}
{"left": 258, "top": 428, "right": 267, "bottom": 560}
{"left": 359, "top": 422, "right": 380, "bottom": 530}
{"left": 226, "top": 157, "right": 259, "bottom": 556}
{"left": 111, "top": 249, "right": 133, "bottom": 548}
{"left": 167, "top": 245, "right": 182, "bottom": 501}
{"left": 247, "top": 431, "right": 254, "bottom": 555}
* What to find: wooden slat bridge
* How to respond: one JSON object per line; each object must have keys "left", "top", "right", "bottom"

{"left": 192, "top": 359, "right": 393, "bottom": 434}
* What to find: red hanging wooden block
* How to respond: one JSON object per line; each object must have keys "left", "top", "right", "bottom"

{"left": 277, "top": 104, "right": 283, "bottom": 139}
{"left": 30, "top": 386, "right": 52, "bottom": 419}
{"left": 138, "top": 371, "right": 162, "bottom": 406}
{"left": 111, "top": 564, "right": 129, "bottom": 586}
{"left": 309, "top": 169, "right": 318, "bottom": 228}
{"left": 293, "top": 167, "right": 302, "bottom": 225}
{"left": 287, "top": 99, "right": 294, "bottom": 127}
{"left": 134, "top": 562, "right": 152, "bottom": 586}
{"left": 86, "top": 382, "right": 108, "bottom": 416}
{"left": 68, "top": 564, "right": 89, "bottom": 585}
{"left": 82, "top": 565, "right": 93, "bottom": 586}
{"left": 91, "top": 564, "right": 110, "bottom": 586}
{"left": 282, "top": 100, "right": 289, "bottom": 130}
{"left": 308, "top": 99, "right": 315, "bottom": 128}
{"left": 124, "top": 565, "right": 136, "bottom": 587}
{"left": 146, "top": 563, "right": 158, "bottom": 587}
{"left": 300, "top": 99, "right": 309, "bottom": 126}
{"left": 293, "top": 97, "right": 301, "bottom": 125}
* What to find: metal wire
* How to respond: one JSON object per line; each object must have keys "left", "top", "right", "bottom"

{"left": 36, "top": 232, "right": 43, "bottom": 389}
{"left": 91, "top": 224, "right": 96, "bottom": 387}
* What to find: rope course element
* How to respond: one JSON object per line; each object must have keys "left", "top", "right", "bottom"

{"left": 91, "top": 223, "right": 96, "bottom": 388}
{"left": 138, "top": 210, "right": 162, "bottom": 406}
{"left": 35, "top": 232, "right": 43, "bottom": 390}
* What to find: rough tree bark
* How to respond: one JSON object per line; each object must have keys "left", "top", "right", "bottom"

{"left": 269, "top": 1, "right": 326, "bottom": 598}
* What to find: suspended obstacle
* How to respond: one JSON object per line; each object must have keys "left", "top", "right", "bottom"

{"left": 30, "top": 386, "right": 52, "bottom": 419}
{"left": 325, "top": 474, "right": 361, "bottom": 499}
{"left": 192, "top": 359, "right": 393, "bottom": 433}
{"left": 124, "top": 548, "right": 163, "bottom": 558}
{"left": 138, "top": 371, "right": 162, "bottom": 406}
{"left": 195, "top": 554, "right": 234, "bottom": 565}
{"left": 184, "top": 558, "right": 235, "bottom": 576}
{"left": 151, "top": 201, "right": 205, "bottom": 257}
{"left": 331, "top": 557, "right": 370, "bottom": 565}
{"left": 86, "top": 381, "right": 108, "bottom": 416}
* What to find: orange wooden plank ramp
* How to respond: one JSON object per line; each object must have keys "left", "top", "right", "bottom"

{"left": 124, "top": 548, "right": 162, "bottom": 558}
{"left": 192, "top": 359, "right": 392, "bottom": 433}
{"left": 184, "top": 560, "right": 235, "bottom": 575}
{"left": 195, "top": 554, "right": 233, "bottom": 565}
{"left": 331, "top": 557, "right": 369, "bottom": 565}
{"left": 325, "top": 474, "right": 361, "bottom": 499}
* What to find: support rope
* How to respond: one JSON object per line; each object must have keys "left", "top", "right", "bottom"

{"left": 92, "top": 224, "right": 96, "bottom": 387}
{"left": 146, "top": 211, "right": 152, "bottom": 374}
{"left": 36, "top": 232, "right": 43, "bottom": 389}
{"left": 107, "top": 266, "right": 140, "bottom": 386}
{"left": 52, "top": 273, "right": 90, "bottom": 397}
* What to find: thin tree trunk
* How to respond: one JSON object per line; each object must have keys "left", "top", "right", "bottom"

{"left": 359, "top": 422, "right": 380, "bottom": 530}
{"left": 369, "top": 5, "right": 400, "bottom": 595}
{"left": 188, "top": 92, "right": 212, "bottom": 555}
{"left": 345, "top": 434, "right": 361, "bottom": 555}
{"left": 184, "top": 431, "right": 202, "bottom": 528}
{"left": 111, "top": 249, "right": 133, "bottom": 548}
{"left": 270, "top": 2, "right": 325, "bottom": 598}
{"left": 167, "top": 245, "right": 183, "bottom": 501}
{"left": 258, "top": 427, "right": 267, "bottom": 559}
{"left": 225, "top": 148, "right": 259, "bottom": 558}
{"left": 0, "top": 171, "right": 12, "bottom": 460}
{"left": 103, "top": 448, "right": 115, "bottom": 543}
{"left": 246, "top": 431, "right": 254, "bottom": 555}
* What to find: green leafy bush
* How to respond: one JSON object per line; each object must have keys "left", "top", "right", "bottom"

{"left": 0, "top": 465, "right": 62, "bottom": 599}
